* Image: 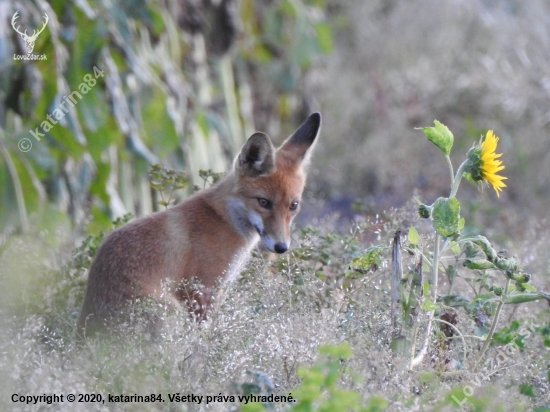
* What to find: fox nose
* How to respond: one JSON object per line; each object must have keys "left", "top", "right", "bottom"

{"left": 274, "top": 242, "right": 288, "bottom": 254}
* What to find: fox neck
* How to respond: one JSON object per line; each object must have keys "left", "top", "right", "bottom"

{"left": 226, "top": 197, "right": 261, "bottom": 244}
{"left": 204, "top": 173, "right": 260, "bottom": 248}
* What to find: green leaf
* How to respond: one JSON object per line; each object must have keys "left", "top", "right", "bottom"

{"left": 457, "top": 217, "right": 465, "bottom": 231}
{"left": 473, "top": 292, "right": 497, "bottom": 302}
{"left": 422, "top": 281, "right": 430, "bottom": 297}
{"left": 143, "top": 87, "right": 179, "bottom": 157}
{"left": 432, "top": 197, "right": 461, "bottom": 237}
{"left": 463, "top": 258, "right": 496, "bottom": 270}
{"left": 470, "top": 236, "right": 498, "bottom": 261}
{"left": 445, "top": 265, "right": 456, "bottom": 283}
{"left": 450, "top": 242, "right": 460, "bottom": 255}
{"left": 421, "top": 299, "right": 438, "bottom": 311}
{"left": 504, "top": 292, "right": 546, "bottom": 305}
{"left": 519, "top": 384, "right": 534, "bottom": 397}
{"left": 492, "top": 320, "right": 525, "bottom": 348}
{"left": 440, "top": 294, "right": 470, "bottom": 308}
{"left": 408, "top": 226, "right": 419, "bottom": 245}
{"left": 417, "top": 120, "right": 454, "bottom": 155}
{"left": 347, "top": 245, "right": 386, "bottom": 278}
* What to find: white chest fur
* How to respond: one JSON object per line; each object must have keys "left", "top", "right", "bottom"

{"left": 223, "top": 240, "right": 258, "bottom": 282}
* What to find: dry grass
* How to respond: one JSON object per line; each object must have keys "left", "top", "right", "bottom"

{"left": 1, "top": 204, "right": 549, "bottom": 411}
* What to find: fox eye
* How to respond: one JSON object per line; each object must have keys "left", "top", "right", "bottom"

{"left": 290, "top": 201, "right": 299, "bottom": 211}
{"left": 257, "top": 198, "right": 271, "bottom": 209}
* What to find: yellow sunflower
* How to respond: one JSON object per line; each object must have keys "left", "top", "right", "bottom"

{"left": 479, "top": 130, "right": 507, "bottom": 197}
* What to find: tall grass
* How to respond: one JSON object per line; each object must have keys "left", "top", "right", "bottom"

{"left": 1, "top": 206, "right": 549, "bottom": 411}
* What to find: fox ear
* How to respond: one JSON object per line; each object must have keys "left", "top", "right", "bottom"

{"left": 278, "top": 112, "right": 321, "bottom": 166}
{"left": 236, "top": 132, "right": 275, "bottom": 177}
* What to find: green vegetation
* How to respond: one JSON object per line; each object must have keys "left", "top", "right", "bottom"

{"left": 1, "top": 1, "right": 550, "bottom": 411}
{"left": 0, "top": 0, "right": 332, "bottom": 233}
{"left": 2, "top": 198, "right": 550, "bottom": 410}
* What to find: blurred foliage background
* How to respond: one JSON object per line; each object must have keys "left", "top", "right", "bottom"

{"left": 0, "top": 0, "right": 333, "bottom": 236}
{"left": 1, "top": 0, "right": 549, "bottom": 238}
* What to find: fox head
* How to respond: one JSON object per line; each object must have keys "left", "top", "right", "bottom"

{"left": 228, "top": 113, "right": 321, "bottom": 254}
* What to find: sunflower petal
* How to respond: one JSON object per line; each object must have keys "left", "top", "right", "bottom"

{"left": 480, "top": 130, "right": 507, "bottom": 196}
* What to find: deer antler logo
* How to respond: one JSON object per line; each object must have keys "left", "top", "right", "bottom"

{"left": 11, "top": 11, "right": 49, "bottom": 54}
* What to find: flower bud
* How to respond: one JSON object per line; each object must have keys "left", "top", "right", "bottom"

{"left": 465, "top": 145, "right": 483, "bottom": 182}
{"left": 508, "top": 272, "right": 531, "bottom": 284}
{"left": 490, "top": 286, "right": 503, "bottom": 296}
{"left": 418, "top": 203, "right": 432, "bottom": 219}
{"left": 495, "top": 256, "right": 518, "bottom": 271}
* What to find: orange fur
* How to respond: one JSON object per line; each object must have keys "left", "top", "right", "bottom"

{"left": 77, "top": 113, "right": 321, "bottom": 337}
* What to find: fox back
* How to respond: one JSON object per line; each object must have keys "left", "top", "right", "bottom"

{"left": 77, "top": 113, "right": 321, "bottom": 337}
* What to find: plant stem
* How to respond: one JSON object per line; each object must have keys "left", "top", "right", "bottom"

{"left": 445, "top": 155, "right": 454, "bottom": 186}
{"left": 476, "top": 277, "right": 511, "bottom": 368}
{"left": 391, "top": 230, "right": 403, "bottom": 340}
{"left": 411, "top": 233, "right": 441, "bottom": 368}
{"left": 449, "top": 159, "right": 469, "bottom": 198}
{"left": 447, "top": 265, "right": 456, "bottom": 295}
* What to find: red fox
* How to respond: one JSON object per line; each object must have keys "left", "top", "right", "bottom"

{"left": 77, "top": 113, "right": 321, "bottom": 337}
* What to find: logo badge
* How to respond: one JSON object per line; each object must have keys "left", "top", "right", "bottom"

{"left": 11, "top": 10, "right": 49, "bottom": 55}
